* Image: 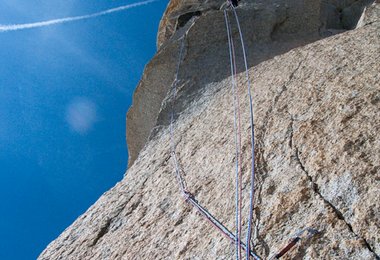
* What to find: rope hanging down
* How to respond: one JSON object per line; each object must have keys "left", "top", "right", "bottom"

{"left": 232, "top": 4, "right": 257, "bottom": 260}
{"left": 168, "top": 19, "right": 261, "bottom": 260}
{"left": 168, "top": 2, "right": 318, "bottom": 259}
{"left": 224, "top": 7, "right": 243, "bottom": 260}
{"left": 224, "top": 2, "right": 256, "bottom": 259}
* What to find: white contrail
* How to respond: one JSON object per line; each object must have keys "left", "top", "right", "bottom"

{"left": 0, "top": 0, "right": 157, "bottom": 32}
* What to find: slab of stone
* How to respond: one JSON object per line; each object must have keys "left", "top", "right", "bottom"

{"left": 39, "top": 4, "right": 379, "bottom": 258}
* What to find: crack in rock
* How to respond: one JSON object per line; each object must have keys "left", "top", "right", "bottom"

{"left": 253, "top": 144, "right": 271, "bottom": 257}
{"left": 90, "top": 218, "right": 112, "bottom": 247}
{"left": 293, "top": 146, "right": 380, "bottom": 259}
{"left": 89, "top": 193, "right": 143, "bottom": 247}
{"left": 261, "top": 54, "right": 304, "bottom": 140}
{"left": 253, "top": 58, "right": 305, "bottom": 256}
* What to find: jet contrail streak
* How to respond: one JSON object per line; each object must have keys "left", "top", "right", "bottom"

{"left": 0, "top": 0, "right": 157, "bottom": 32}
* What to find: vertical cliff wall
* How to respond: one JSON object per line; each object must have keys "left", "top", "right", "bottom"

{"left": 126, "top": 0, "right": 375, "bottom": 167}
{"left": 40, "top": 1, "right": 379, "bottom": 259}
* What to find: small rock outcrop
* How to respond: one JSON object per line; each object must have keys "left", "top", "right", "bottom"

{"left": 41, "top": 1, "right": 379, "bottom": 259}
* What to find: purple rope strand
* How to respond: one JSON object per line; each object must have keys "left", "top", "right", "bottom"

{"left": 170, "top": 36, "right": 187, "bottom": 195}
{"left": 224, "top": 9, "right": 241, "bottom": 260}
{"left": 168, "top": 10, "right": 261, "bottom": 260}
{"left": 230, "top": 6, "right": 256, "bottom": 260}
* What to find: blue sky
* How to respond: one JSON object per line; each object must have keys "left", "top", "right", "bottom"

{"left": 0, "top": 0, "right": 167, "bottom": 259}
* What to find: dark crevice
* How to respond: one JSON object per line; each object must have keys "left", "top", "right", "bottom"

{"left": 270, "top": 15, "right": 289, "bottom": 41}
{"left": 294, "top": 147, "right": 380, "bottom": 259}
{"left": 319, "top": 0, "right": 375, "bottom": 36}
{"left": 89, "top": 193, "right": 142, "bottom": 247}
{"left": 176, "top": 11, "right": 202, "bottom": 29}
{"left": 287, "top": 115, "right": 294, "bottom": 149}
{"left": 364, "top": 19, "right": 380, "bottom": 26}
{"left": 287, "top": 57, "right": 304, "bottom": 83}
{"left": 178, "top": 241, "right": 191, "bottom": 256}
{"left": 91, "top": 218, "right": 112, "bottom": 247}
{"left": 125, "top": 197, "right": 143, "bottom": 218}
{"left": 174, "top": 216, "right": 185, "bottom": 226}
{"left": 262, "top": 56, "right": 303, "bottom": 135}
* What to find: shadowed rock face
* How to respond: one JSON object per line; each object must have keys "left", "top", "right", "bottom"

{"left": 126, "top": 0, "right": 375, "bottom": 168}
{"left": 40, "top": 1, "right": 379, "bottom": 259}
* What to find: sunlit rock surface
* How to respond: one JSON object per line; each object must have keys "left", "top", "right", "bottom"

{"left": 126, "top": 0, "right": 376, "bottom": 167}
{"left": 40, "top": 1, "right": 379, "bottom": 259}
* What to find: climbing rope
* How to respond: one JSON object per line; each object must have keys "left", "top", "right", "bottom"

{"left": 187, "top": 193, "right": 260, "bottom": 259}
{"left": 229, "top": 5, "right": 257, "bottom": 260}
{"left": 168, "top": 19, "right": 261, "bottom": 260}
{"left": 168, "top": 2, "right": 318, "bottom": 260}
{"left": 224, "top": 7, "right": 243, "bottom": 260}
{"left": 170, "top": 35, "right": 188, "bottom": 197}
{"left": 225, "top": 4, "right": 320, "bottom": 260}
{"left": 224, "top": 2, "right": 256, "bottom": 259}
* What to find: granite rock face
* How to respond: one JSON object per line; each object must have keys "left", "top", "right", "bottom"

{"left": 40, "top": 1, "right": 379, "bottom": 259}
{"left": 127, "top": 0, "right": 375, "bottom": 167}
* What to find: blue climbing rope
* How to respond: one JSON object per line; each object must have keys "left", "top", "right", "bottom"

{"left": 168, "top": 19, "right": 261, "bottom": 260}
{"left": 168, "top": 3, "right": 318, "bottom": 260}
{"left": 224, "top": 10, "right": 241, "bottom": 260}
{"left": 170, "top": 35, "right": 187, "bottom": 196}
{"left": 229, "top": 4, "right": 257, "bottom": 259}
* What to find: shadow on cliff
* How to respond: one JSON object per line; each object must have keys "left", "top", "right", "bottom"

{"left": 155, "top": 0, "right": 373, "bottom": 129}
{"left": 127, "top": 0, "right": 374, "bottom": 167}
